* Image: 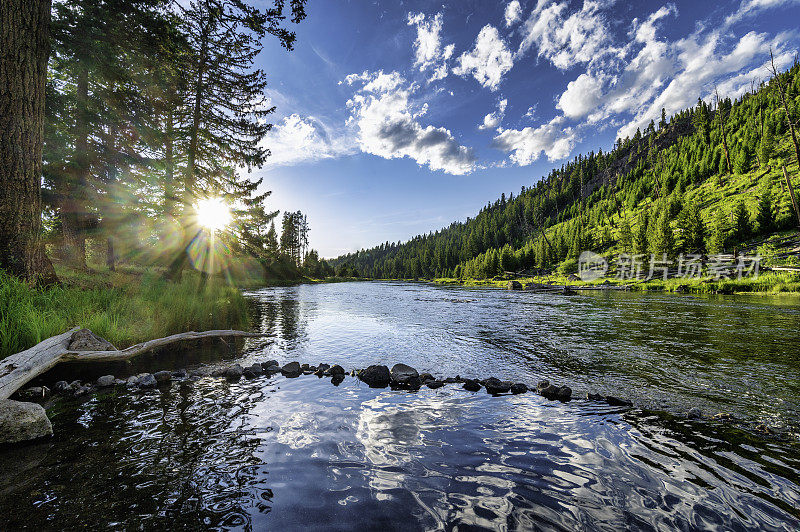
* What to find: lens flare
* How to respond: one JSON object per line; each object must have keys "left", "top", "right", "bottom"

{"left": 195, "top": 197, "right": 231, "bottom": 231}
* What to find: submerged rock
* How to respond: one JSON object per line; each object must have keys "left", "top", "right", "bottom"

{"left": 281, "top": 361, "right": 302, "bottom": 377}
{"left": 359, "top": 365, "right": 390, "bottom": 388}
{"left": 687, "top": 407, "right": 703, "bottom": 419}
{"left": 539, "top": 384, "right": 571, "bottom": 401}
{"left": 462, "top": 379, "right": 481, "bottom": 392}
{"left": 605, "top": 396, "right": 632, "bottom": 407}
{"left": 426, "top": 380, "right": 445, "bottom": 389}
{"left": 96, "top": 375, "right": 115, "bottom": 388}
{"left": 510, "top": 383, "right": 528, "bottom": 395}
{"left": 0, "top": 400, "right": 53, "bottom": 444}
{"left": 587, "top": 392, "right": 604, "bottom": 401}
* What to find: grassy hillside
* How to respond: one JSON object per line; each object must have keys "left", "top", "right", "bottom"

{"left": 331, "top": 62, "right": 800, "bottom": 284}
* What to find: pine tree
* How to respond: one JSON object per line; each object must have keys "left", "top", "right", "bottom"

{"left": 731, "top": 200, "right": 752, "bottom": 244}
{"left": 709, "top": 209, "right": 728, "bottom": 253}
{"left": 618, "top": 216, "right": 633, "bottom": 252}
{"left": 756, "top": 179, "right": 776, "bottom": 234}
{"left": 734, "top": 145, "right": 751, "bottom": 174}
{"left": 634, "top": 210, "right": 649, "bottom": 255}
{"left": 676, "top": 202, "right": 706, "bottom": 252}
{"left": 759, "top": 119, "right": 774, "bottom": 166}
{"left": 650, "top": 207, "right": 675, "bottom": 258}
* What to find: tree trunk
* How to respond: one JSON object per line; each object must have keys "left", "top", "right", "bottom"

{"left": 0, "top": 0, "right": 59, "bottom": 286}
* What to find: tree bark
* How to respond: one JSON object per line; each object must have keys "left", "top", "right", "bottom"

{"left": 0, "top": 0, "right": 59, "bottom": 286}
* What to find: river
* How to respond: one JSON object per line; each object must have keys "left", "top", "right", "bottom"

{"left": 1, "top": 282, "right": 799, "bottom": 530}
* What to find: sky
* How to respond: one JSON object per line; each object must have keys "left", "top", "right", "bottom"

{"left": 253, "top": 0, "right": 800, "bottom": 258}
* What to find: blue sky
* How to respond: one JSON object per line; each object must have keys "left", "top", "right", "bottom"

{"left": 254, "top": 0, "right": 800, "bottom": 258}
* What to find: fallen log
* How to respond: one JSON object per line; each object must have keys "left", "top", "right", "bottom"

{"left": 0, "top": 328, "right": 267, "bottom": 400}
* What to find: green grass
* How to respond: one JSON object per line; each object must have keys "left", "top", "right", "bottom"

{"left": 434, "top": 270, "right": 800, "bottom": 295}
{"left": 0, "top": 267, "right": 248, "bottom": 360}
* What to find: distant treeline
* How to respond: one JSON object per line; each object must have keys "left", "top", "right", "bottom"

{"left": 331, "top": 61, "right": 800, "bottom": 279}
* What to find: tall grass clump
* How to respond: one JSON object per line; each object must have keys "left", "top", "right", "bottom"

{"left": 0, "top": 270, "right": 248, "bottom": 360}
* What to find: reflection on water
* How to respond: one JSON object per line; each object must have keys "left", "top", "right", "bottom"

{"left": 1, "top": 282, "right": 799, "bottom": 530}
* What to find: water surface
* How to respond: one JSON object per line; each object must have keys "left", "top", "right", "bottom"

{"left": 1, "top": 282, "right": 799, "bottom": 530}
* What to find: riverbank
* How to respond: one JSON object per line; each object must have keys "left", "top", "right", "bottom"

{"left": 0, "top": 267, "right": 248, "bottom": 360}
{"left": 433, "top": 270, "right": 800, "bottom": 294}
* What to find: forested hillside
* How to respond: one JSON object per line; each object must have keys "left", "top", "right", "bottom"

{"left": 331, "top": 60, "right": 800, "bottom": 279}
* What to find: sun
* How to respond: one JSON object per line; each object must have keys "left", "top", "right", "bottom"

{"left": 195, "top": 197, "right": 232, "bottom": 232}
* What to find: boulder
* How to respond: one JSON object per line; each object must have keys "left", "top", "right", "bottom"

{"left": 587, "top": 392, "right": 604, "bottom": 401}
{"left": 172, "top": 369, "right": 188, "bottom": 379}
{"left": 189, "top": 367, "right": 211, "bottom": 378}
{"left": 154, "top": 370, "right": 172, "bottom": 384}
{"left": 96, "top": 375, "right": 116, "bottom": 388}
{"left": 17, "top": 386, "right": 50, "bottom": 401}
{"left": 507, "top": 280, "right": 523, "bottom": 290}
{"left": 390, "top": 363, "right": 419, "bottom": 386}
{"left": 73, "top": 385, "right": 91, "bottom": 397}
{"left": 483, "top": 377, "right": 512, "bottom": 395}
{"left": 536, "top": 380, "right": 550, "bottom": 392}
{"left": 686, "top": 407, "right": 702, "bottom": 419}
{"left": 281, "top": 361, "right": 302, "bottom": 377}
{"left": 419, "top": 373, "right": 434, "bottom": 383}
{"left": 358, "top": 365, "right": 391, "bottom": 388}
{"left": 263, "top": 360, "right": 280, "bottom": 368}
{"left": 331, "top": 374, "right": 345, "bottom": 386}
{"left": 264, "top": 364, "right": 282, "bottom": 376}
{"left": 0, "top": 400, "right": 53, "bottom": 444}
{"left": 462, "top": 379, "right": 481, "bottom": 392}
{"left": 426, "top": 380, "right": 445, "bottom": 389}
{"left": 510, "top": 383, "right": 528, "bottom": 395}
{"left": 225, "top": 364, "right": 244, "bottom": 381}
{"left": 68, "top": 328, "right": 116, "bottom": 351}
{"left": 539, "top": 384, "right": 571, "bottom": 401}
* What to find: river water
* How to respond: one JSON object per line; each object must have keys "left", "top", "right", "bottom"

{"left": 1, "top": 282, "right": 799, "bottom": 530}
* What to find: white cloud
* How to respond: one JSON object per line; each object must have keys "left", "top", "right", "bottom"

{"left": 453, "top": 25, "right": 514, "bottom": 91}
{"left": 557, "top": 72, "right": 605, "bottom": 119}
{"left": 345, "top": 70, "right": 476, "bottom": 175}
{"left": 517, "top": 1, "right": 616, "bottom": 70}
{"left": 407, "top": 12, "right": 454, "bottom": 82}
{"left": 479, "top": 99, "right": 508, "bottom": 130}
{"left": 493, "top": 116, "right": 577, "bottom": 165}
{"left": 263, "top": 114, "right": 356, "bottom": 168}
{"left": 725, "top": 0, "right": 800, "bottom": 25}
{"left": 505, "top": 1, "right": 522, "bottom": 26}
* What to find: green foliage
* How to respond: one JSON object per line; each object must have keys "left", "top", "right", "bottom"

{"left": 676, "top": 202, "right": 706, "bottom": 252}
{"left": 634, "top": 210, "right": 650, "bottom": 254}
{"left": 756, "top": 178, "right": 776, "bottom": 233}
{"left": 0, "top": 269, "right": 248, "bottom": 360}
{"left": 709, "top": 209, "right": 729, "bottom": 253}
{"left": 731, "top": 200, "right": 752, "bottom": 243}
{"left": 650, "top": 206, "right": 675, "bottom": 258}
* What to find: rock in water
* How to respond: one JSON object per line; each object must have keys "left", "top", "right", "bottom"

{"left": 605, "top": 396, "right": 631, "bottom": 407}
{"left": 331, "top": 374, "right": 345, "bottom": 386}
{"left": 154, "top": 371, "right": 172, "bottom": 384}
{"left": 0, "top": 400, "right": 53, "bottom": 444}
{"left": 359, "top": 365, "right": 391, "bottom": 388}
{"left": 137, "top": 373, "right": 157, "bottom": 388}
{"left": 53, "top": 381, "right": 72, "bottom": 395}
{"left": 463, "top": 379, "right": 481, "bottom": 392}
{"left": 263, "top": 360, "right": 280, "bottom": 368}
{"left": 539, "top": 383, "right": 571, "bottom": 401}
{"left": 483, "top": 377, "right": 512, "bottom": 395}
{"left": 510, "top": 383, "right": 528, "bottom": 395}
{"left": 96, "top": 375, "right": 115, "bottom": 388}
{"left": 426, "top": 380, "right": 445, "bottom": 389}
{"left": 281, "top": 361, "right": 301, "bottom": 377}
{"left": 68, "top": 328, "right": 116, "bottom": 351}
{"left": 243, "top": 364, "right": 263, "bottom": 378}
{"left": 507, "top": 280, "right": 522, "bottom": 290}
{"left": 17, "top": 387, "right": 50, "bottom": 401}
{"left": 225, "top": 364, "right": 244, "bottom": 381}
{"left": 326, "top": 364, "right": 345, "bottom": 376}
{"left": 390, "top": 363, "right": 419, "bottom": 386}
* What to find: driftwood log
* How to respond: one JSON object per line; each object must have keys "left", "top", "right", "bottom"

{"left": 0, "top": 328, "right": 267, "bottom": 400}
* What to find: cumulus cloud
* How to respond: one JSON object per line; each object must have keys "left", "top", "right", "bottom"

{"left": 407, "top": 12, "right": 455, "bottom": 82}
{"left": 517, "top": 1, "right": 616, "bottom": 70}
{"left": 263, "top": 114, "right": 356, "bottom": 168}
{"left": 345, "top": 70, "right": 476, "bottom": 175}
{"left": 479, "top": 99, "right": 508, "bottom": 130}
{"left": 453, "top": 25, "right": 514, "bottom": 91}
{"left": 493, "top": 116, "right": 577, "bottom": 165}
{"left": 505, "top": 1, "right": 522, "bottom": 26}
{"left": 557, "top": 73, "right": 605, "bottom": 119}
